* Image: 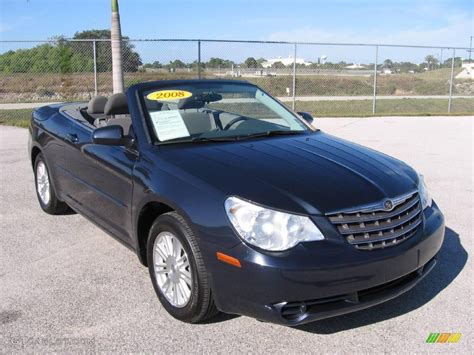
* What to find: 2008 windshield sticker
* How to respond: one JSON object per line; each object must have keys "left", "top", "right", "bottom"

{"left": 146, "top": 90, "right": 192, "bottom": 101}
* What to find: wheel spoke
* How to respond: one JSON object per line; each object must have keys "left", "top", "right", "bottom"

{"left": 180, "top": 270, "right": 192, "bottom": 287}
{"left": 160, "top": 238, "right": 168, "bottom": 256}
{"left": 162, "top": 278, "right": 172, "bottom": 293}
{"left": 174, "top": 285, "right": 179, "bottom": 304}
{"left": 165, "top": 236, "right": 173, "bottom": 256}
{"left": 155, "top": 244, "right": 168, "bottom": 261}
{"left": 176, "top": 255, "right": 187, "bottom": 265}
{"left": 176, "top": 282, "right": 186, "bottom": 301}
{"left": 172, "top": 237, "right": 180, "bottom": 258}
{"left": 178, "top": 259, "right": 189, "bottom": 270}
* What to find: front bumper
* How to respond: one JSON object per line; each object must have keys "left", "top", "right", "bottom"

{"left": 203, "top": 202, "right": 445, "bottom": 326}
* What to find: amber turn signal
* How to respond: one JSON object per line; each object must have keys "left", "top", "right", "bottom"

{"left": 216, "top": 252, "right": 241, "bottom": 268}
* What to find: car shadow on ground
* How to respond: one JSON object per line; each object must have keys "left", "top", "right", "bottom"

{"left": 295, "top": 227, "right": 467, "bottom": 334}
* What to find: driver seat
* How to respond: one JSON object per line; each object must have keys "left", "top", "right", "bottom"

{"left": 102, "top": 93, "right": 133, "bottom": 135}
{"left": 178, "top": 98, "right": 215, "bottom": 135}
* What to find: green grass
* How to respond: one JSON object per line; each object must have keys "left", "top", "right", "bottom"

{"left": 290, "top": 98, "right": 474, "bottom": 117}
{"left": 0, "top": 109, "right": 32, "bottom": 128}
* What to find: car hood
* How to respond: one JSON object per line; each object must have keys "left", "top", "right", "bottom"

{"left": 159, "top": 132, "right": 418, "bottom": 215}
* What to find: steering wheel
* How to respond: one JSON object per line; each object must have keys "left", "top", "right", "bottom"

{"left": 224, "top": 116, "right": 250, "bottom": 130}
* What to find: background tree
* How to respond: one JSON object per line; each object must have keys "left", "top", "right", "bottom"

{"left": 256, "top": 58, "right": 266, "bottom": 67}
{"left": 0, "top": 30, "right": 142, "bottom": 74}
{"left": 168, "top": 59, "right": 187, "bottom": 69}
{"left": 206, "top": 57, "right": 234, "bottom": 68}
{"left": 73, "top": 30, "right": 142, "bottom": 72}
{"left": 442, "top": 57, "right": 463, "bottom": 68}
{"left": 190, "top": 60, "right": 206, "bottom": 70}
{"left": 244, "top": 57, "right": 258, "bottom": 68}
{"left": 271, "top": 61, "right": 286, "bottom": 69}
{"left": 383, "top": 59, "right": 393, "bottom": 68}
{"left": 142, "top": 61, "right": 163, "bottom": 69}
{"left": 394, "top": 61, "right": 421, "bottom": 73}
{"left": 424, "top": 55, "right": 439, "bottom": 70}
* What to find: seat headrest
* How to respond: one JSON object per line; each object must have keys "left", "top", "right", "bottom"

{"left": 87, "top": 96, "right": 108, "bottom": 114}
{"left": 104, "top": 93, "right": 129, "bottom": 116}
{"left": 178, "top": 98, "right": 205, "bottom": 110}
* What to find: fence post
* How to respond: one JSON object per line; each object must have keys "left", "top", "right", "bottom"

{"left": 469, "top": 36, "right": 472, "bottom": 63}
{"left": 93, "top": 40, "right": 98, "bottom": 96}
{"left": 197, "top": 40, "right": 201, "bottom": 79}
{"left": 372, "top": 45, "right": 378, "bottom": 115}
{"left": 448, "top": 48, "right": 455, "bottom": 113}
{"left": 292, "top": 43, "right": 297, "bottom": 111}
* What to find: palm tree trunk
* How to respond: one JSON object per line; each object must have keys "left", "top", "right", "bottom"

{"left": 111, "top": 0, "right": 124, "bottom": 93}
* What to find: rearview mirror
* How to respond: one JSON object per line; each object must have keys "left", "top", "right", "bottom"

{"left": 297, "top": 112, "right": 314, "bottom": 125}
{"left": 92, "top": 125, "right": 133, "bottom": 146}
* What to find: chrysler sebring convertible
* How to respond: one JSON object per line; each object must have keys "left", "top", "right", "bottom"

{"left": 29, "top": 80, "right": 445, "bottom": 325}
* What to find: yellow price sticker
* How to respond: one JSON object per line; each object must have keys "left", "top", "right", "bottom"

{"left": 146, "top": 90, "right": 192, "bottom": 101}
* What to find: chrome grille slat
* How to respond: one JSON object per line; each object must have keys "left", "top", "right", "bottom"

{"left": 328, "top": 194, "right": 420, "bottom": 224}
{"left": 326, "top": 192, "right": 422, "bottom": 251}
{"left": 347, "top": 218, "right": 422, "bottom": 244}
{"left": 354, "top": 228, "right": 419, "bottom": 250}
{"left": 337, "top": 202, "right": 421, "bottom": 235}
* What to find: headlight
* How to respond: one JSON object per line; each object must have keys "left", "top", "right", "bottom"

{"left": 418, "top": 174, "right": 432, "bottom": 209}
{"left": 224, "top": 196, "right": 324, "bottom": 251}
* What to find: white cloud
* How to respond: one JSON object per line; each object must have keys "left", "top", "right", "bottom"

{"left": 0, "top": 23, "right": 12, "bottom": 33}
{"left": 266, "top": 13, "right": 472, "bottom": 48}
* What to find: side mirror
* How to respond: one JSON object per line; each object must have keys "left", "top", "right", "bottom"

{"left": 297, "top": 111, "right": 314, "bottom": 125}
{"left": 92, "top": 125, "right": 133, "bottom": 146}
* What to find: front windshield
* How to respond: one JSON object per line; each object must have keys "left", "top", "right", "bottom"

{"left": 141, "top": 82, "right": 311, "bottom": 144}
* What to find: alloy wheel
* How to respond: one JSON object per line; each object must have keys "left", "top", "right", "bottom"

{"left": 36, "top": 161, "right": 51, "bottom": 205}
{"left": 153, "top": 231, "right": 193, "bottom": 308}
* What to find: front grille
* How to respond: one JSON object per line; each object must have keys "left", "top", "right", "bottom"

{"left": 326, "top": 191, "right": 422, "bottom": 250}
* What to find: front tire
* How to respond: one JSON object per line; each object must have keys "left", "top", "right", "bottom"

{"left": 34, "top": 153, "right": 69, "bottom": 215}
{"left": 147, "top": 212, "right": 218, "bottom": 323}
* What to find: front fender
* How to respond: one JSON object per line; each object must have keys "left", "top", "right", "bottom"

{"left": 131, "top": 152, "right": 242, "bottom": 265}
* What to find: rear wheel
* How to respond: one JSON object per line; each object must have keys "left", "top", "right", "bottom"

{"left": 34, "top": 153, "right": 69, "bottom": 215}
{"left": 147, "top": 211, "right": 218, "bottom": 323}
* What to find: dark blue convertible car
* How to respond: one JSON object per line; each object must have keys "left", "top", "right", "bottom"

{"left": 29, "top": 80, "right": 445, "bottom": 326}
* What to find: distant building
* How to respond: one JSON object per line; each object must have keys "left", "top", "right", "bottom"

{"left": 345, "top": 64, "right": 366, "bottom": 69}
{"left": 261, "top": 56, "right": 311, "bottom": 68}
{"left": 456, "top": 62, "right": 474, "bottom": 79}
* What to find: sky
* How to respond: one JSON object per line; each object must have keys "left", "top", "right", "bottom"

{"left": 0, "top": 0, "right": 473, "bottom": 64}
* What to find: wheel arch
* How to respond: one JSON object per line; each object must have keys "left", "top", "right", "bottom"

{"left": 135, "top": 200, "right": 175, "bottom": 266}
{"left": 31, "top": 146, "right": 42, "bottom": 169}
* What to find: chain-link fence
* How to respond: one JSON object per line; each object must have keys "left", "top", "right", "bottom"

{"left": 0, "top": 38, "right": 472, "bottom": 124}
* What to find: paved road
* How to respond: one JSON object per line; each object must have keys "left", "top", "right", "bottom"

{"left": 0, "top": 102, "right": 62, "bottom": 110}
{"left": 1, "top": 95, "right": 473, "bottom": 110}
{"left": 0, "top": 117, "right": 472, "bottom": 353}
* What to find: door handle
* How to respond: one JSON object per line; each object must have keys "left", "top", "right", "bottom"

{"left": 66, "top": 133, "right": 79, "bottom": 143}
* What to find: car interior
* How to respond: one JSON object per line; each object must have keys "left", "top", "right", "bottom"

{"left": 67, "top": 92, "right": 290, "bottom": 142}
{"left": 143, "top": 93, "right": 290, "bottom": 138}
{"left": 78, "top": 94, "right": 220, "bottom": 137}
{"left": 78, "top": 93, "right": 133, "bottom": 136}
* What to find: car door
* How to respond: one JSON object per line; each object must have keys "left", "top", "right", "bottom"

{"left": 61, "top": 117, "right": 137, "bottom": 243}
